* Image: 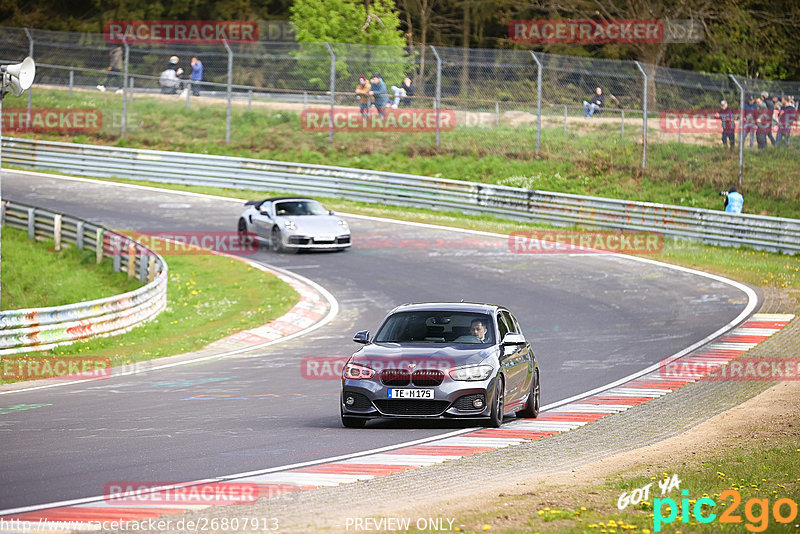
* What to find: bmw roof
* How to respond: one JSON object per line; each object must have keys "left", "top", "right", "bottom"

{"left": 387, "top": 302, "right": 503, "bottom": 315}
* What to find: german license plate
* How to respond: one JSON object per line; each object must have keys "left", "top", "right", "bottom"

{"left": 388, "top": 389, "right": 433, "bottom": 399}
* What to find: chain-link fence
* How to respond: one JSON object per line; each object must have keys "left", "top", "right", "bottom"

{"left": 1, "top": 25, "right": 797, "bottom": 182}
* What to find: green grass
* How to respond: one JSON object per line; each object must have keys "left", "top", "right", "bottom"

{"left": 1, "top": 231, "right": 300, "bottom": 383}
{"left": 13, "top": 87, "right": 800, "bottom": 219}
{"left": 1, "top": 225, "right": 143, "bottom": 309}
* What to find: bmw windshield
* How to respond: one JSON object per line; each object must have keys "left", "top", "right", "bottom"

{"left": 373, "top": 311, "right": 495, "bottom": 345}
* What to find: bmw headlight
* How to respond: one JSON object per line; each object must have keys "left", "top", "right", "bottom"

{"left": 343, "top": 363, "right": 375, "bottom": 380}
{"left": 283, "top": 220, "right": 296, "bottom": 231}
{"left": 449, "top": 365, "right": 493, "bottom": 381}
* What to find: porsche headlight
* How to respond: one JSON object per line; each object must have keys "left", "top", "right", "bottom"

{"left": 449, "top": 365, "right": 493, "bottom": 381}
{"left": 283, "top": 220, "right": 296, "bottom": 231}
{"left": 337, "top": 219, "right": 348, "bottom": 228}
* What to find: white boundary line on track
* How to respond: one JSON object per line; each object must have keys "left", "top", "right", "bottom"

{"left": 0, "top": 169, "right": 759, "bottom": 517}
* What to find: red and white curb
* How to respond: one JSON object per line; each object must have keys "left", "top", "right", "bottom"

{"left": 1, "top": 313, "right": 792, "bottom": 531}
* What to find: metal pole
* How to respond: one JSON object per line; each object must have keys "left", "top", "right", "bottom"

{"left": 634, "top": 61, "right": 648, "bottom": 170}
{"left": 69, "top": 68, "right": 73, "bottom": 97}
{"left": 121, "top": 42, "right": 128, "bottom": 138}
{"left": 563, "top": 105, "right": 567, "bottom": 133}
{"left": 325, "top": 42, "right": 335, "bottom": 148}
{"left": 729, "top": 74, "right": 745, "bottom": 186}
{"left": 223, "top": 40, "right": 233, "bottom": 145}
{"left": 24, "top": 28, "right": 33, "bottom": 115}
{"left": 129, "top": 77, "right": 134, "bottom": 104}
{"left": 495, "top": 102, "right": 499, "bottom": 127}
{"left": 530, "top": 52, "right": 542, "bottom": 156}
{"left": 247, "top": 89, "right": 252, "bottom": 112}
{"left": 431, "top": 46, "right": 442, "bottom": 148}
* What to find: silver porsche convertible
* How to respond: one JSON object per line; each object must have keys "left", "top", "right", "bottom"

{"left": 237, "top": 197, "right": 351, "bottom": 252}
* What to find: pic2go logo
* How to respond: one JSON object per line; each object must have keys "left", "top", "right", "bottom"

{"left": 654, "top": 489, "right": 799, "bottom": 532}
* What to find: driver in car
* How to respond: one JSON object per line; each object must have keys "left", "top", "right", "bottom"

{"left": 470, "top": 318, "right": 489, "bottom": 343}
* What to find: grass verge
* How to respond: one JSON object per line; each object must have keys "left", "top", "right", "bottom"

{"left": 1, "top": 232, "right": 300, "bottom": 384}
{"left": 1, "top": 225, "right": 142, "bottom": 309}
{"left": 13, "top": 87, "right": 800, "bottom": 219}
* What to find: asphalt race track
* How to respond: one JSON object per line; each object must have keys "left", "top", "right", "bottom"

{"left": 0, "top": 171, "right": 754, "bottom": 511}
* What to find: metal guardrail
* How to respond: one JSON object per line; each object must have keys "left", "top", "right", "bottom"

{"left": 0, "top": 199, "right": 168, "bottom": 355}
{"left": 2, "top": 137, "right": 799, "bottom": 254}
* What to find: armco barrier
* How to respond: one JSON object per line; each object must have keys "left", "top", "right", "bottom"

{"left": 0, "top": 200, "right": 168, "bottom": 355}
{"left": 2, "top": 137, "right": 799, "bottom": 254}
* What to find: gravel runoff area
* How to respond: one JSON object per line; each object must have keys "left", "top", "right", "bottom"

{"left": 101, "top": 287, "right": 798, "bottom": 534}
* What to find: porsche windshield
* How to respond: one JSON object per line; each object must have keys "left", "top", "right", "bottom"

{"left": 274, "top": 200, "right": 327, "bottom": 216}
{"left": 374, "top": 311, "right": 495, "bottom": 344}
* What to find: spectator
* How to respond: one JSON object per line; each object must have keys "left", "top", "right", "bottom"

{"left": 717, "top": 100, "right": 735, "bottom": 151}
{"left": 583, "top": 86, "right": 605, "bottom": 117}
{"left": 390, "top": 85, "right": 406, "bottom": 108}
{"left": 743, "top": 95, "right": 757, "bottom": 148}
{"left": 724, "top": 186, "right": 744, "bottom": 214}
{"left": 400, "top": 76, "right": 415, "bottom": 107}
{"left": 763, "top": 91, "right": 777, "bottom": 146}
{"left": 755, "top": 97, "right": 770, "bottom": 149}
{"left": 159, "top": 56, "right": 184, "bottom": 95}
{"left": 369, "top": 73, "right": 388, "bottom": 118}
{"left": 190, "top": 56, "right": 203, "bottom": 96}
{"left": 97, "top": 46, "right": 123, "bottom": 94}
{"left": 355, "top": 75, "right": 370, "bottom": 117}
{"left": 776, "top": 96, "right": 796, "bottom": 147}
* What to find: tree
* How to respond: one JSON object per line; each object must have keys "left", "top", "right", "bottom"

{"left": 290, "top": 0, "right": 409, "bottom": 91}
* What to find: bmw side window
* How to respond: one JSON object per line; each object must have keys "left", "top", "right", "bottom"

{"left": 504, "top": 311, "right": 521, "bottom": 335}
{"left": 496, "top": 313, "right": 509, "bottom": 340}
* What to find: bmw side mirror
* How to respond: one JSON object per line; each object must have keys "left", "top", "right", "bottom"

{"left": 502, "top": 333, "right": 525, "bottom": 345}
{"left": 353, "top": 330, "right": 370, "bottom": 344}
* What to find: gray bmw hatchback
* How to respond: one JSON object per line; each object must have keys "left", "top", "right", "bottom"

{"left": 340, "top": 302, "right": 540, "bottom": 428}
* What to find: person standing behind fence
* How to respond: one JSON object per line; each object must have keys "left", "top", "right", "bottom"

{"left": 369, "top": 73, "right": 388, "bottom": 118}
{"left": 743, "top": 95, "right": 757, "bottom": 148}
{"left": 754, "top": 97, "right": 770, "bottom": 149}
{"left": 190, "top": 57, "right": 203, "bottom": 96}
{"left": 716, "top": 100, "right": 735, "bottom": 151}
{"left": 355, "top": 76, "right": 370, "bottom": 117}
{"left": 762, "top": 91, "right": 777, "bottom": 146}
{"left": 583, "top": 87, "right": 605, "bottom": 117}
{"left": 97, "top": 46, "right": 123, "bottom": 94}
{"left": 776, "top": 96, "right": 796, "bottom": 146}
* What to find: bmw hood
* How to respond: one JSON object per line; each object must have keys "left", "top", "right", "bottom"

{"left": 351, "top": 343, "right": 496, "bottom": 371}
